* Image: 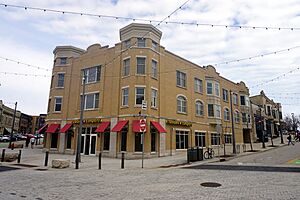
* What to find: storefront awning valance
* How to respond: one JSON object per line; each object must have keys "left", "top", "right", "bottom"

{"left": 37, "top": 124, "right": 48, "bottom": 134}
{"left": 95, "top": 121, "right": 110, "bottom": 133}
{"left": 111, "top": 120, "right": 128, "bottom": 132}
{"left": 46, "top": 124, "right": 60, "bottom": 133}
{"left": 151, "top": 121, "right": 167, "bottom": 133}
{"left": 132, "top": 120, "right": 142, "bottom": 132}
{"left": 60, "top": 123, "right": 72, "bottom": 133}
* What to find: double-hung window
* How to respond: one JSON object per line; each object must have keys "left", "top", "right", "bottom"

{"left": 222, "top": 89, "right": 228, "bottom": 101}
{"left": 195, "top": 132, "right": 206, "bottom": 147}
{"left": 215, "top": 105, "right": 221, "bottom": 118}
{"left": 54, "top": 97, "right": 62, "bottom": 112}
{"left": 224, "top": 108, "right": 230, "bottom": 121}
{"left": 194, "top": 78, "right": 203, "bottom": 93}
{"left": 84, "top": 93, "right": 99, "bottom": 110}
{"left": 123, "top": 59, "right": 130, "bottom": 77}
{"left": 136, "top": 57, "right": 146, "bottom": 75}
{"left": 208, "top": 104, "right": 214, "bottom": 117}
{"left": 195, "top": 100, "right": 204, "bottom": 116}
{"left": 151, "top": 89, "right": 158, "bottom": 108}
{"left": 234, "top": 110, "right": 240, "bottom": 123}
{"left": 57, "top": 73, "right": 65, "bottom": 87}
{"left": 122, "top": 88, "right": 129, "bottom": 106}
{"left": 240, "top": 95, "right": 246, "bottom": 106}
{"left": 60, "top": 57, "right": 67, "bottom": 65}
{"left": 151, "top": 60, "right": 157, "bottom": 78}
{"left": 135, "top": 87, "right": 145, "bottom": 105}
{"left": 206, "top": 81, "right": 213, "bottom": 95}
{"left": 211, "top": 133, "right": 220, "bottom": 145}
{"left": 177, "top": 96, "right": 187, "bottom": 113}
{"left": 83, "top": 66, "right": 101, "bottom": 84}
{"left": 215, "top": 82, "right": 220, "bottom": 96}
{"left": 176, "top": 71, "right": 186, "bottom": 88}
{"left": 233, "top": 93, "right": 238, "bottom": 105}
{"left": 137, "top": 38, "right": 146, "bottom": 47}
{"left": 152, "top": 40, "right": 158, "bottom": 50}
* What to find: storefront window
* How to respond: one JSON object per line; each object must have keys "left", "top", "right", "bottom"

{"left": 135, "top": 133, "right": 143, "bottom": 152}
{"left": 103, "top": 131, "right": 110, "bottom": 151}
{"left": 195, "top": 132, "right": 205, "bottom": 147}
{"left": 66, "top": 131, "right": 72, "bottom": 149}
{"left": 176, "top": 130, "right": 189, "bottom": 149}
{"left": 211, "top": 133, "right": 220, "bottom": 145}
{"left": 121, "top": 130, "right": 127, "bottom": 152}
{"left": 151, "top": 128, "right": 156, "bottom": 152}
{"left": 51, "top": 132, "right": 58, "bottom": 148}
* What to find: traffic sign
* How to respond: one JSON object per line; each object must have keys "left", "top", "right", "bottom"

{"left": 140, "top": 119, "right": 146, "bottom": 132}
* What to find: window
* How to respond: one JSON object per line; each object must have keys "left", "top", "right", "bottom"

{"left": 51, "top": 75, "right": 54, "bottom": 88}
{"left": 151, "top": 89, "right": 157, "bottom": 108}
{"left": 176, "top": 71, "right": 186, "bottom": 88}
{"left": 211, "top": 133, "right": 220, "bottom": 145}
{"left": 233, "top": 93, "right": 238, "bottom": 105}
{"left": 60, "top": 57, "right": 67, "bottom": 65}
{"left": 208, "top": 104, "right": 214, "bottom": 117}
{"left": 66, "top": 132, "right": 72, "bottom": 149}
{"left": 123, "top": 59, "right": 130, "bottom": 76}
{"left": 103, "top": 131, "right": 110, "bottom": 151}
{"left": 223, "top": 89, "right": 228, "bottom": 101}
{"left": 47, "top": 99, "right": 51, "bottom": 113}
{"left": 122, "top": 88, "right": 129, "bottom": 106}
{"left": 224, "top": 134, "right": 232, "bottom": 144}
{"left": 177, "top": 95, "right": 187, "bottom": 113}
{"left": 54, "top": 97, "right": 62, "bottom": 112}
{"left": 136, "top": 57, "right": 146, "bottom": 75}
{"left": 151, "top": 60, "right": 157, "bottom": 78}
{"left": 151, "top": 130, "right": 156, "bottom": 152}
{"left": 84, "top": 93, "right": 99, "bottom": 110}
{"left": 124, "top": 39, "right": 131, "bottom": 49}
{"left": 137, "top": 38, "right": 145, "bottom": 47}
{"left": 215, "top": 105, "right": 221, "bottom": 118}
{"left": 83, "top": 66, "right": 101, "bottom": 84}
{"left": 195, "top": 132, "right": 206, "bottom": 147}
{"left": 176, "top": 130, "right": 189, "bottom": 149}
{"left": 135, "top": 133, "right": 143, "bottom": 152}
{"left": 194, "top": 78, "right": 203, "bottom": 93}
{"left": 267, "top": 106, "right": 271, "bottom": 116}
{"left": 195, "top": 100, "right": 204, "bottom": 116}
{"left": 121, "top": 130, "right": 127, "bottom": 152}
{"left": 135, "top": 87, "right": 145, "bottom": 105}
{"left": 245, "top": 96, "right": 250, "bottom": 107}
{"left": 206, "top": 82, "right": 213, "bottom": 95}
{"left": 242, "top": 113, "right": 247, "bottom": 123}
{"left": 215, "top": 82, "right": 220, "bottom": 96}
{"left": 57, "top": 73, "right": 65, "bottom": 87}
{"left": 234, "top": 110, "right": 240, "bottom": 123}
{"left": 152, "top": 40, "right": 158, "bottom": 50}
{"left": 240, "top": 95, "right": 246, "bottom": 106}
{"left": 224, "top": 108, "right": 230, "bottom": 121}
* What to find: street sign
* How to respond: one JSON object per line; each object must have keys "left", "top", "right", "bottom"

{"left": 140, "top": 119, "right": 146, "bottom": 132}
{"left": 142, "top": 100, "right": 147, "bottom": 110}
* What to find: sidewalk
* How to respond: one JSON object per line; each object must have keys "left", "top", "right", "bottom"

{"left": 0, "top": 135, "right": 289, "bottom": 171}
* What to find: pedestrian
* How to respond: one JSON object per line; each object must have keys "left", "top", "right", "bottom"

{"left": 30, "top": 137, "right": 36, "bottom": 149}
{"left": 287, "top": 133, "right": 294, "bottom": 145}
{"left": 25, "top": 136, "right": 30, "bottom": 148}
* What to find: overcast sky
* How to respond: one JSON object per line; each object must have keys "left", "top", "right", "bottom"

{"left": 0, "top": 0, "right": 299, "bottom": 117}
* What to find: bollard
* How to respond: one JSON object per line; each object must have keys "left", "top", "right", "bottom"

{"left": 121, "top": 152, "right": 125, "bottom": 169}
{"left": 98, "top": 152, "right": 102, "bottom": 170}
{"left": 17, "top": 150, "right": 22, "bottom": 163}
{"left": 1, "top": 149, "right": 5, "bottom": 162}
{"left": 44, "top": 151, "right": 49, "bottom": 167}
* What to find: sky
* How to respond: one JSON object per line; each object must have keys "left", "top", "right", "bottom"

{"left": 0, "top": 0, "right": 299, "bottom": 117}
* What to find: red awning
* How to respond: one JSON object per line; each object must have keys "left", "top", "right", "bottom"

{"left": 37, "top": 124, "right": 48, "bottom": 134}
{"left": 95, "top": 121, "right": 110, "bottom": 133}
{"left": 132, "top": 120, "right": 142, "bottom": 132}
{"left": 60, "top": 123, "right": 72, "bottom": 133}
{"left": 111, "top": 120, "right": 128, "bottom": 132}
{"left": 151, "top": 121, "right": 167, "bottom": 133}
{"left": 46, "top": 124, "right": 60, "bottom": 133}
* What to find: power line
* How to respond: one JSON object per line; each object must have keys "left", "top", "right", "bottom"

{"left": 1, "top": 3, "right": 300, "bottom": 31}
{"left": 213, "top": 45, "right": 300, "bottom": 66}
{"left": 0, "top": 56, "right": 51, "bottom": 71}
{"left": 0, "top": 71, "right": 50, "bottom": 77}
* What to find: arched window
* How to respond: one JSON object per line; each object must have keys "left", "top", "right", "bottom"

{"left": 195, "top": 100, "right": 204, "bottom": 116}
{"left": 234, "top": 110, "right": 240, "bottom": 123}
{"left": 177, "top": 95, "right": 187, "bottom": 113}
{"left": 224, "top": 108, "right": 230, "bottom": 121}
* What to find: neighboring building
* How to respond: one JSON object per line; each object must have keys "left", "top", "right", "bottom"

{"left": 31, "top": 114, "right": 47, "bottom": 134}
{"left": 0, "top": 100, "right": 21, "bottom": 135}
{"left": 19, "top": 113, "right": 33, "bottom": 134}
{"left": 45, "top": 23, "right": 253, "bottom": 158}
{"left": 250, "top": 91, "right": 283, "bottom": 142}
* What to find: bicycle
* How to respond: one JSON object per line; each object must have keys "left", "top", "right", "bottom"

{"left": 203, "top": 147, "right": 215, "bottom": 159}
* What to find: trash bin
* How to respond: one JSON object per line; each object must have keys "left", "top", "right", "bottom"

{"left": 196, "top": 147, "right": 203, "bottom": 161}
{"left": 187, "top": 148, "right": 198, "bottom": 162}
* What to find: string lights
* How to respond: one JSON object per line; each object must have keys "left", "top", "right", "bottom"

{"left": 1, "top": 3, "right": 300, "bottom": 31}
{"left": 0, "top": 71, "right": 50, "bottom": 77}
{"left": 0, "top": 56, "right": 51, "bottom": 71}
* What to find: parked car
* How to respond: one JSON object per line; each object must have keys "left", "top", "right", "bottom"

{"left": 15, "top": 134, "right": 27, "bottom": 140}
{"left": 0, "top": 135, "right": 10, "bottom": 142}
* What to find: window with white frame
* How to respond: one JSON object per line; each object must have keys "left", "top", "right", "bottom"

{"left": 233, "top": 93, "right": 238, "bottom": 105}
{"left": 135, "top": 87, "right": 145, "bottom": 105}
{"left": 240, "top": 95, "right": 246, "bottom": 106}
{"left": 151, "top": 60, "right": 157, "bottom": 78}
{"left": 176, "top": 71, "right": 186, "bottom": 88}
{"left": 223, "top": 89, "right": 228, "bottom": 101}
{"left": 206, "top": 81, "right": 213, "bottom": 95}
{"left": 224, "top": 134, "right": 232, "bottom": 144}
{"left": 195, "top": 132, "right": 206, "bottom": 147}
{"left": 194, "top": 78, "right": 203, "bottom": 93}
{"left": 121, "top": 88, "right": 129, "bottom": 106}
{"left": 234, "top": 110, "right": 240, "bottom": 123}
{"left": 54, "top": 97, "right": 62, "bottom": 112}
{"left": 195, "top": 100, "right": 204, "bottom": 116}
{"left": 57, "top": 73, "right": 65, "bottom": 87}
{"left": 215, "top": 105, "right": 221, "bottom": 118}
{"left": 83, "top": 66, "right": 101, "bottom": 84}
{"left": 152, "top": 40, "right": 158, "bottom": 50}
{"left": 137, "top": 38, "right": 145, "bottom": 47}
{"left": 224, "top": 108, "right": 230, "bottom": 121}
{"left": 176, "top": 130, "right": 189, "bottom": 149}
{"left": 124, "top": 39, "right": 131, "bottom": 49}
{"left": 60, "top": 57, "right": 67, "bottom": 65}
{"left": 208, "top": 104, "right": 214, "bottom": 117}
{"left": 151, "top": 89, "right": 157, "bottom": 108}
{"left": 211, "top": 133, "right": 220, "bottom": 145}
{"left": 136, "top": 57, "right": 146, "bottom": 75}
{"left": 83, "top": 93, "right": 99, "bottom": 110}
{"left": 242, "top": 113, "right": 247, "bottom": 123}
{"left": 177, "top": 95, "right": 187, "bottom": 113}
{"left": 123, "top": 58, "right": 130, "bottom": 77}
{"left": 245, "top": 96, "right": 250, "bottom": 107}
{"left": 215, "top": 82, "right": 220, "bottom": 96}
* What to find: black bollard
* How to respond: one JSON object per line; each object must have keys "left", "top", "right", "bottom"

{"left": 44, "top": 151, "right": 49, "bottom": 166}
{"left": 17, "top": 150, "right": 22, "bottom": 163}
{"left": 121, "top": 152, "right": 125, "bottom": 169}
{"left": 1, "top": 149, "right": 5, "bottom": 162}
{"left": 98, "top": 152, "right": 102, "bottom": 170}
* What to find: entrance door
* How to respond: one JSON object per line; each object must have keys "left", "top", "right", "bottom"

{"left": 81, "top": 127, "right": 97, "bottom": 155}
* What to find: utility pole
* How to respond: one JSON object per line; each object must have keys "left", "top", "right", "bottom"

{"left": 229, "top": 90, "right": 236, "bottom": 154}
{"left": 9, "top": 102, "right": 17, "bottom": 149}
{"left": 75, "top": 75, "right": 86, "bottom": 169}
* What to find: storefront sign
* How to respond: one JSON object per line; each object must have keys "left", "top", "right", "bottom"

{"left": 72, "top": 118, "right": 102, "bottom": 124}
{"left": 166, "top": 120, "right": 192, "bottom": 127}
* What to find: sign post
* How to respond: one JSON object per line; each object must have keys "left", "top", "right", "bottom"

{"left": 140, "top": 119, "right": 146, "bottom": 168}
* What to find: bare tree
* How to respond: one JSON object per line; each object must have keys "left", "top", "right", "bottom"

{"left": 284, "top": 114, "right": 300, "bottom": 131}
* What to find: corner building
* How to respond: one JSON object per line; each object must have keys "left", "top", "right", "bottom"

{"left": 45, "top": 23, "right": 253, "bottom": 158}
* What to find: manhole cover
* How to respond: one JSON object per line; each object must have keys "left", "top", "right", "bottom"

{"left": 200, "top": 182, "right": 222, "bottom": 187}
